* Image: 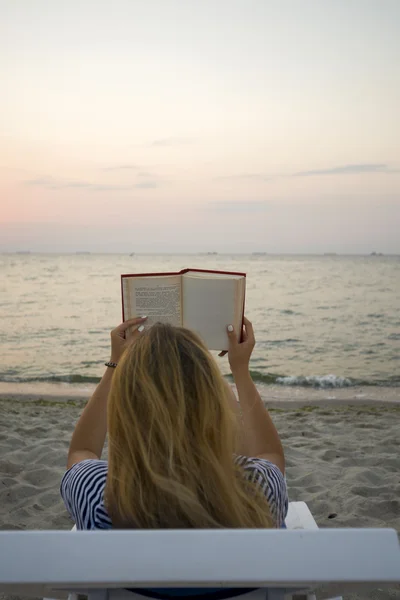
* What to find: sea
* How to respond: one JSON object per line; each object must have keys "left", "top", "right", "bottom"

{"left": 1, "top": 253, "right": 399, "bottom": 399}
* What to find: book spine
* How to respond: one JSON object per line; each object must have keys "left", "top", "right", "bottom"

{"left": 182, "top": 268, "right": 247, "bottom": 277}
{"left": 121, "top": 276, "right": 128, "bottom": 321}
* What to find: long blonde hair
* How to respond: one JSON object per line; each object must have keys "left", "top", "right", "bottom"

{"left": 106, "top": 323, "right": 273, "bottom": 528}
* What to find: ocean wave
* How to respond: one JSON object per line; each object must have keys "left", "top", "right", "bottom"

{"left": 0, "top": 373, "right": 101, "bottom": 385}
{"left": 275, "top": 374, "right": 352, "bottom": 388}
{"left": 247, "top": 370, "right": 400, "bottom": 388}
{"left": 258, "top": 339, "right": 300, "bottom": 346}
{"left": 247, "top": 370, "right": 352, "bottom": 388}
{"left": 388, "top": 333, "right": 400, "bottom": 340}
{"left": 1, "top": 371, "right": 400, "bottom": 389}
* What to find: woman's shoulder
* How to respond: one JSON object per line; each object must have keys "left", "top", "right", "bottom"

{"left": 61, "top": 458, "right": 109, "bottom": 497}
{"left": 234, "top": 454, "right": 288, "bottom": 526}
{"left": 235, "top": 453, "right": 283, "bottom": 474}
{"left": 62, "top": 458, "right": 108, "bottom": 478}
{"left": 234, "top": 454, "right": 285, "bottom": 488}
{"left": 60, "top": 459, "right": 112, "bottom": 530}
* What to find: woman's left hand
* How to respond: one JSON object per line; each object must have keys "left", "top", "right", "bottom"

{"left": 110, "top": 316, "right": 147, "bottom": 363}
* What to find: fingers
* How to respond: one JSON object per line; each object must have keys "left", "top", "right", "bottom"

{"left": 127, "top": 324, "right": 146, "bottom": 341}
{"left": 243, "top": 317, "right": 255, "bottom": 344}
{"left": 113, "top": 316, "right": 147, "bottom": 334}
{"left": 226, "top": 318, "right": 254, "bottom": 346}
{"left": 226, "top": 324, "right": 238, "bottom": 347}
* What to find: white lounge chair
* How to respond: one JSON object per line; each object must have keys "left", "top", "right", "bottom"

{"left": 1, "top": 522, "right": 399, "bottom": 600}
{"left": 54, "top": 502, "right": 320, "bottom": 600}
{"left": 285, "top": 501, "right": 319, "bottom": 531}
{"left": 54, "top": 502, "right": 319, "bottom": 600}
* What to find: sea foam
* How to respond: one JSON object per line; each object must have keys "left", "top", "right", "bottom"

{"left": 276, "top": 374, "right": 352, "bottom": 388}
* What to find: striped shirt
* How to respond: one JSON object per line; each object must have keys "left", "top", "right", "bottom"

{"left": 60, "top": 456, "right": 288, "bottom": 530}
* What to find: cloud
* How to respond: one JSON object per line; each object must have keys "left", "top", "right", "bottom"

{"left": 214, "top": 163, "right": 400, "bottom": 182}
{"left": 24, "top": 177, "right": 56, "bottom": 186}
{"left": 208, "top": 200, "right": 269, "bottom": 213}
{"left": 134, "top": 181, "right": 158, "bottom": 189}
{"left": 150, "top": 137, "right": 192, "bottom": 147}
{"left": 100, "top": 165, "right": 159, "bottom": 180}
{"left": 214, "top": 173, "right": 270, "bottom": 182}
{"left": 101, "top": 164, "right": 139, "bottom": 171}
{"left": 293, "top": 163, "right": 397, "bottom": 177}
{"left": 24, "top": 177, "right": 158, "bottom": 191}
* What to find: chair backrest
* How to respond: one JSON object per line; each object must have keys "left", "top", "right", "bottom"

{"left": 0, "top": 528, "right": 399, "bottom": 600}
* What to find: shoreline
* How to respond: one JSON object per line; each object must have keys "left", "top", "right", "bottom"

{"left": 1, "top": 381, "right": 399, "bottom": 408}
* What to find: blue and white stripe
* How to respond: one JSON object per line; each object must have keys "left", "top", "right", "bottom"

{"left": 61, "top": 459, "right": 112, "bottom": 529}
{"left": 234, "top": 455, "right": 288, "bottom": 526}
{"left": 61, "top": 456, "right": 288, "bottom": 530}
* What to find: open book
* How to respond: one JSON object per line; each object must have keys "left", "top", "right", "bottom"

{"left": 121, "top": 268, "right": 246, "bottom": 351}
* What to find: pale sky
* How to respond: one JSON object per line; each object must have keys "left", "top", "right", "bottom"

{"left": 1, "top": 0, "right": 399, "bottom": 253}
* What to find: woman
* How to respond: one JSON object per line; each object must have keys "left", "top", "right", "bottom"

{"left": 61, "top": 316, "right": 287, "bottom": 531}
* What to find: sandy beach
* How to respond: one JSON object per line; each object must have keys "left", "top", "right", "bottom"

{"left": 0, "top": 391, "right": 399, "bottom": 600}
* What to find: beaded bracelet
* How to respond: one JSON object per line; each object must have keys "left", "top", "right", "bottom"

{"left": 105, "top": 361, "right": 118, "bottom": 368}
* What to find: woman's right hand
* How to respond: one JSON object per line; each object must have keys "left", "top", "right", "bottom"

{"left": 109, "top": 316, "right": 147, "bottom": 364}
{"left": 226, "top": 317, "right": 255, "bottom": 376}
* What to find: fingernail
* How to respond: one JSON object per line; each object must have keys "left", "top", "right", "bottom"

{"left": 141, "top": 315, "right": 147, "bottom": 319}
{"left": 138, "top": 325, "right": 145, "bottom": 332}
{"left": 227, "top": 325, "right": 234, "bottom": 332}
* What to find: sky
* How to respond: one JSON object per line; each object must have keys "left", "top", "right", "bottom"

{"left": 1, "top": 0, "right": 400, "bottom": 253}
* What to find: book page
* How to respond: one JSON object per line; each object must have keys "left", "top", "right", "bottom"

{"left": 182, "top": 275, "right": 244, "bottom": 350}
{"left": 122, "top": 276, "right": 182, "bottom": 333}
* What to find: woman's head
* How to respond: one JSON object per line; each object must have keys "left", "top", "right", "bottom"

{"left": 106, "top": 323, "right": 273, "bottom": 529}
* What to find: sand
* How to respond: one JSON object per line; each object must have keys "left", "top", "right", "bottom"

{"left": 1, "top": 381, "right": 400, "bottom": 406}
{"left": 0, "top": 392, "right": 399, "bottom": 600}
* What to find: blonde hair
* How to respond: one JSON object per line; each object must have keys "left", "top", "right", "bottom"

{"left": 106, "top": 323, "right": 273, "bottom": 528}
